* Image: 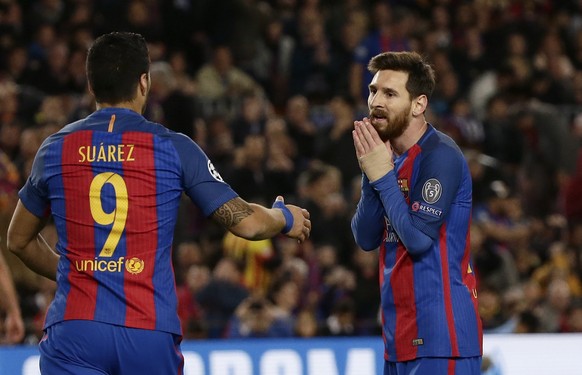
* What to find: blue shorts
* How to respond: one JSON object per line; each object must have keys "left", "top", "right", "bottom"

{"left": 39, "top": 320, "right": 184, "bottom": 375}
{"left": 384, "top": 356, "right": 482, "bottom": 375}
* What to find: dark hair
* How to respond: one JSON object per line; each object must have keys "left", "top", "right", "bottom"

{"left": 367, "top": 51, "right": 435, "bottom": 100}
{"left": 86, "top": 32, "right": 150, "bottom": 104}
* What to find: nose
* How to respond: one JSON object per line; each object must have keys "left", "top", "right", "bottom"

{"left": 368, "top": 91, "right": 379, "bottom": 109}
{"left": 369, "top": 95, "right": 386, "bottom": 113}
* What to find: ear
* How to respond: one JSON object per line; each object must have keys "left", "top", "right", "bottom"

{"left": 139, "top": 73, "right": 149, "bottom": 96}
{"left": 412, "top": 95, "right": 428, "bottom": 117}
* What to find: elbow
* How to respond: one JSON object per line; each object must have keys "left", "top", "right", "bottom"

{"left": 6, "top": 226, "right": 33, "bottom": 259}
{"left": 353, "top": 233, "right": 381, "bottom": 251}
{"left": 358, "top": 242, "right": 380, "bottom": 252}
{"left": 6, "top": 236, "right": 24, "bottom": 258}
{"left": 402, "top": 236, "right": 433, "bottom": 256}
{"left": 351, "top": 224, "right": 381, "bottom": 251}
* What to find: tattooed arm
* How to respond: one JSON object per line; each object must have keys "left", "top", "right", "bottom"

{"left": 211, "top": 197, "right": 311, "bottom": 243}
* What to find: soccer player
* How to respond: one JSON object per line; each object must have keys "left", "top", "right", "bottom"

{"left": 7, "top": 32, "right": 311, "bottom": 374}
{"left": 351, "top": 51, "right": 482, "bottom": 375}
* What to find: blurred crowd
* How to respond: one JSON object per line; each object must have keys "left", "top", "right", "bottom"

{"left": 1, "top": 0, "right": 582, "bottom": 345}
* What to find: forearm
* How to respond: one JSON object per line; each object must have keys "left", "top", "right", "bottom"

{"left": 211, "top": 197, "right": 284, "bottom": 239}
{"left": 212, "top": 196, "right": 309, "bottom": 242}
{"left": 225, "top": 202, "right": 286, "bottom": 240}
{"left": 9, "top": 234, "right": 58, "bottom": 281}
{"left": 351, "top": 175, "right": 385, "bottom": 250}
{"left": 372, "top": 171, "right": 433, "bottom": 254}
{"left": 8, "top": 201, "right": 57, "bottom": 280}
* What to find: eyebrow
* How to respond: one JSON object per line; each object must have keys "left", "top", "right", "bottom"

{"left": 369, "top": 84, "right": 398, "bottom": 96}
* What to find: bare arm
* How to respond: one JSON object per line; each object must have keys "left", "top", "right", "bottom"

{"left": 211, "top": 196, "right": 311, "bottom": 243}
{"left": 7, "top": 200, "right": 58, "bottom": 281}
{"left": 0, "top": 251, "right": 24, "bottom": 344}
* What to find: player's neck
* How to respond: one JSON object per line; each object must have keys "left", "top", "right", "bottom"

{"left": 96, "top": 100, "right": 144, "bottom": 115}
{"left": 390, "top": 119, "right": 428, "bottom": 156}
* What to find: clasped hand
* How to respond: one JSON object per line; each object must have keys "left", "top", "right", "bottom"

{"left": 352, "top": 118, "right": 394, "bottom": 182}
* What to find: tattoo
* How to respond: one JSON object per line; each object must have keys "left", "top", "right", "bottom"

{"left": 212, "top": 197, "right": 253, "bottom": 228}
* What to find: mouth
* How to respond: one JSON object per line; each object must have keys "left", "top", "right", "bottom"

{"left": 370, "top": 114, "right": 387, "bottom": 127}
{"left": 370, "top": 109, "right": 388, "bottom": 122}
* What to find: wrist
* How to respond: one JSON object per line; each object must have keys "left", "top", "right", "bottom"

{"left": 359, "top": 144, "right": 393, "bottom": 182}
{"left": 272, "top": 200, "right": 293, "bottom": 234}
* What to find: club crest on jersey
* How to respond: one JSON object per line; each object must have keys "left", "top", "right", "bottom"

{"left": 397, "top": 178, "right": 409, "bottom": 198}
{"left": 422, "top": 178, "right": 442, "bottom": 204}
{"left": 208, "top": 160, "right": 224, "bottom": 182}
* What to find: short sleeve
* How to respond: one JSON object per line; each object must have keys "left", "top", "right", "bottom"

{"left": 170, "top": 133, "right": 238, "bottom": 216}
{"left": 18, "top": 141, "right": 50, "bottom": 218}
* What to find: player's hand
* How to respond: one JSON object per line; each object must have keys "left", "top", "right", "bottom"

{"left": 272, "top": 196, "right": 311, "bottom": 243}
{"left": 353, "top": 117, "right": 393, "bottom": 182}
{"left": 4, "top": 310, "right": 25, "bottom": 344}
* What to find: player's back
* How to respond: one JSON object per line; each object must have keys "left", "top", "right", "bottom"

{"left": 38, "top": 108, "right": 184, "bottom": 334}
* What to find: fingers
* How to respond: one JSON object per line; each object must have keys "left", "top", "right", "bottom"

{"left": 289, "top": 206, "right": 311, "bottom": 243}
{"left": 362, "top": 117, "right": 384, "bottom": 145}
{"left": 352, "top": 122, "right": 365, "bottom": 158}
{"left": 353, "top": 120, "right": 371, "bottom": 151}
{"left": 298, "top": 211, "right": 311, "bottom": 243}
{"left": 353, "top": 118, "right": 382, "bottom": 154}
{"left": 356, "top": 119, "right": 374, "bottom": 150}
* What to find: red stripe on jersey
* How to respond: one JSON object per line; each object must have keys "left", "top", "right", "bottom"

{"left": 392, "top": 244, "right": 417, "bottom": 360}
{"left": 379, "top": 237, "right": 387, "bottom": 351}
{"left": 448, "top": 359, "right": 455, "bottom": 375}
{"left": 63, "top": 131, "right": 98, "bottom": 320}
{"left": 122, "top": 132, "right": 157, "bottom": 329}
{"left": 439, "top": 224, "right": 459, "bottom": 356}
{"left": 392, "top": 143, "right": 421, "bottom": 360}
{"left": 461, "top": 218, "right": 483, "bottom": 352}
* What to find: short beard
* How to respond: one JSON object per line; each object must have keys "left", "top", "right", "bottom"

{"left": 371, "top": 104, "right": 411, "bottom": 142}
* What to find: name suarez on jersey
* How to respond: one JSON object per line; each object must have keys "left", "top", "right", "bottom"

{"left": 78, "top": 144, "right": 135, "bottom": 163}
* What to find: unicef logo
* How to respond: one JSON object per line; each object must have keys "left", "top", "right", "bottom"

{"left": 422, "top": 179, "right": 442, "bottom": 204}
{"left": 125, "top": 257, "right": 145, "bottom": 274}
{"left": 208, "top": 160, "right": 224, "bottom": 182}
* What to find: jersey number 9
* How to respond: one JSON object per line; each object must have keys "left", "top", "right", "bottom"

{"left": 89, "top": 172, "right": 128, "bottom": 257}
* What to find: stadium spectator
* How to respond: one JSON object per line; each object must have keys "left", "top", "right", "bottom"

{"left": 226, "top": 295, "right": 294, "bottom": 338}
{"left": 293, "top": 308, "right": 319, "bottom": 338}
{"left": 196, "top": 45, "right": 264, "bottom": 101}
{"left": 316, "top": 93, "right": 361, "bottom": 190}
{"left": 196, "top": 257, "right": 250, "bottom": 338}
{"left": 319, "top": 297, "right": 357, "bottom": 337}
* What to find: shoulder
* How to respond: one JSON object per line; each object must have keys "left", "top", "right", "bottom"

{"left": 420, "top": 126, "right": 466, "bottom": 166}
{"left": 160, "top": 128, "right": 203, "bottom": 153}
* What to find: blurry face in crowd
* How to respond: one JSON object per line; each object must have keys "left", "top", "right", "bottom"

{"left": 368, "top": 70, "right": 413, "bottom": 142}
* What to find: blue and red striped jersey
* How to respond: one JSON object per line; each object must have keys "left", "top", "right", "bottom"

{"left": 351, "top": 125, "right": 482, "bottom": 362}
{"left": 19, "top": 108, "right": 238, "bottom": 335}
